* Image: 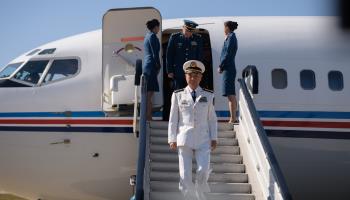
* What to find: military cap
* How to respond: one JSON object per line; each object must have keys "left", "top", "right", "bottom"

{"left": 183, "top": 19, "right": 198, "bottom": 32}
{"left": 183, "top": 60, "right": 205, "bottom": 74}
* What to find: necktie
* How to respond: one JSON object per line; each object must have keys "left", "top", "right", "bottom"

{"left": 191, "top": 90, "right": 196, "bottom": 102}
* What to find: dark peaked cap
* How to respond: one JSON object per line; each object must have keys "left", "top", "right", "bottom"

{"left": 184, "top": 19, "right": 199, "bottom": 31}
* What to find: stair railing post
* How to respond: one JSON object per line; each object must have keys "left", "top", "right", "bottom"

{"left": 135, "top": 74, "right": 148, "bottom": 200}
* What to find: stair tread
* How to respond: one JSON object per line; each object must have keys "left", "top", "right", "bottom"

{"left": 150, "top": 129, "right": 236, "bottom": 138}
{"left": 150, "top": 145, "right": 240, "bottom": 155}
{"left": 150, "top": 153, "right": 243, "bottom": 163}
{"left": 149, "top": 121, "right": 235, "bottom": 131}
{"left": 150, "top": 171, "right": 249, "bottom": 183}
{"left": 150, "top": 191, "right": 255, "bottom": 200}
{"left": 150, "top": 162, "right": 246, "bottom": 173}
{"left": 150, "top": 136, "right": 238, "bottom": 146}
{"left": 151, "top": 181, "right": 252, "bottom": 193}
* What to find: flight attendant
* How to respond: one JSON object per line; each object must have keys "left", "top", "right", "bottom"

{"left": 218, "top": 21, "right": 238, "bottom": 123}
{"left": 166, "top": 20, "right": 203, "bottom": 90}
{"left": 168, "top": 60, "right": 217, "bottom": 200}
{"left": 143, "top": 19, "right": 161, "bottom": 121}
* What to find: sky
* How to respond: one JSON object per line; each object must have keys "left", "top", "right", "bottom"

{"left": 0, "top": 0, "right": 336, "bottom": 68}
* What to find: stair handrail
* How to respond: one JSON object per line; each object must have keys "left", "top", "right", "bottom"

{"left": 135, "top": 74, "right": 148, "bottom": 200}
{"left": 238, "top": 78, "right": 292, "bottom": 200}
{"left": 133, "top": 59, "right": 143, "bottom": 137}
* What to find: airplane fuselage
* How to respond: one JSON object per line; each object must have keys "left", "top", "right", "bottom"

{"left": 0, "top": 15, "right": 349, "bottom": 200}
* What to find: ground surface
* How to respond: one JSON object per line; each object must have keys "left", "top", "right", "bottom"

{"left": 0, "top": 194, "right": 28, "bottom": 200}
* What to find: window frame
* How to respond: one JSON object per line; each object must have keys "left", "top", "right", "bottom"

{"left": 38, "top": 48, "right": 56, "bottom": 55}
{"left": 10, "top": 59, "right": 51, "bottom": 87}
{"left": 39, "top": 57, "right": 81, "bottom": 86}
{"left": 0, "top": 62, "right": 24, "bottom": 79}
{"left": 300, "top": 69, "right": 316, "bottom": 90}
{"left": 26, "top": 49, "right": 41, "bottom": 56}
{"left": 271, "top": 68, "right": 288, "bottom": 89}
{"left": 328, "top": 70, "right": 344, "bottom": 91}
{"left": 8, "top": 57, "right": 81, "bottom": 87}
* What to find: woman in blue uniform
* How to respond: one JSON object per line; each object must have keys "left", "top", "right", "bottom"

{"left": 218, "top": 21, "right": 238, "bottom": 123}
{"left": 143, "top": 19, "right": 161, "bottom": 121}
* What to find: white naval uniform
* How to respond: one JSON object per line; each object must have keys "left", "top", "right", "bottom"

{"left": 168, "top": 86, "right": 218, "bottom": 199}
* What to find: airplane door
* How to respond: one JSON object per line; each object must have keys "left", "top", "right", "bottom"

{"left": 102, "top": 7, "right": 162, "bottom": 112}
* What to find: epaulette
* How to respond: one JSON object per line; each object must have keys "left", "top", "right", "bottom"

{"left": 202, "top": 88, "right": 213, "bottom": 93}
{"left": 171, "top": 32, "right": 181, "bottom": 38}
{"left": 174, "top": 88, "right": 185, "bottom": 93}
{"left": 193, "top": 33, "right": 202, "bottom": 38}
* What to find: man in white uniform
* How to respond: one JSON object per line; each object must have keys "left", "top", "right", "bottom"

{"left": 168, "top": 60, "right": 218, "bottom": 200}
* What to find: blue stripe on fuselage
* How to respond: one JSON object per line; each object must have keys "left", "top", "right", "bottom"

{"left": 216, "top": 111, "right": 350, "bottom": 119}
{"left": 0, "top": 126, "right": 133, "bottom": 133}
{"left": 0, "top": 111, "right": 105, "bottom": 118}
{"left": 1, "top": 110, "right": 350, "bottom": 119}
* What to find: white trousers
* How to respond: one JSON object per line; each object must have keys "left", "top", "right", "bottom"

{"left": 178, "top": 144, "right": 211, "bottom": 200}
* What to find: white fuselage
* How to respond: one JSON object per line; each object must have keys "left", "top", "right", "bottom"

{"left": 0, "top": 16, "right": 349, "bottom": 200}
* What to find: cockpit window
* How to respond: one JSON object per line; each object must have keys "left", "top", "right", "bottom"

{"left": 13, "top": 60, "right": 49, "bottom": 84}
{"left": 43, "top": 59, "right": 79, "bottom": 83}
{"left": 38, "top": 48, "right": 56, "bottom": 55}
{"left": 0, "top": 62, "right": 23, "bottom": 78}
{"left": 26, "top": 49, "right": 41, "bottom": 56}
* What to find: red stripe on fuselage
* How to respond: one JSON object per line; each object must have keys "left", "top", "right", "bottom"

{"left": 0, "top": 119, "right": 133, "bottom": 125}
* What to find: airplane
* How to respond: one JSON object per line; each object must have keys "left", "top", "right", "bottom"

{"left": 0, "top": 7, "right": 349, "bottom": 200}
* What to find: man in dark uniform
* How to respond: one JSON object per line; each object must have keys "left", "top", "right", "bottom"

{"left": 166, "top": 20, "right": 204, "bottom": 90}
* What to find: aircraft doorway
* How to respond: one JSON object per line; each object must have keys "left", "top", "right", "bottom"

{"left": 161, "top": 28, "right": 214, "bottom": 120}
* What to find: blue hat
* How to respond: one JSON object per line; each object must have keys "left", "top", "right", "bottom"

{"left": 183, "top": 19, "right": 198, "bottom": 32}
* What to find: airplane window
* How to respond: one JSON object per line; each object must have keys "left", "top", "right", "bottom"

{"left": 43, "top": 59, "right": 79, "bottom": 83}
{"left": 272, "top": 68, "right": 287, "bottom": 89}
{"left": 13, "top": 60, "right": 49, "bottom": 84}
{"left": 328, "top": 71, "right": 343, "bottom": 91}
{"left": 38, "top": 48, "right": 56, "bottom": 55}
{"left": 300, "top": 70, "right": 316, "bottom": 90}
{"left": 0, "top": 62, "right": 23, "bottom": 78}
{"left": 26, "top": 49, "right": 41, "bottom": 56}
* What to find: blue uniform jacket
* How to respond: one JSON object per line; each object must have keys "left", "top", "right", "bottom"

{"left": 219, "top": 32, "right": 237, "bottom": 71}
{"left": 166, "top": 32, "right": 203, "bottom": 78}
{"left": 143, "top": 32, "right": 160, "bottom": 76}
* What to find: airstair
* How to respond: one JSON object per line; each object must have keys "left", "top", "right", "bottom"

{"left": 145, "top": 121, "right": 255, "bottom": 200}
{"left": 133, "top": 72, "right": 292, "bottom": 200}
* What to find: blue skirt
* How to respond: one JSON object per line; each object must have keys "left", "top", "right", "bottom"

{"left": 146, "top": 69, "right": 159, "bottom": 92}
{"left": 222, "top": 69, "right": 236, "bottom": 96}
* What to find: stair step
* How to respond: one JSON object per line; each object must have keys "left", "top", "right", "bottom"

{"left": 149, "top": 121, "right": 235, "bottom": 132}
{"left": 149, "top": 121, "right": 168, "bottom": 129}
{"left": 150, "top": 145, "right": 240, "bottom": 155}
{"left": 150, "top": 129, "right": 236, "bottom": 138}
{"left": 151, "top": 162, "right": 246, "bottom": 173}
{"left": 147, "top": 122, "right": 254, "bottom": 200}
{"left": 150, "top": 171, "right": 248, "bottom": 183}
{"left": 151, "top": 181, "right": 252, "bottom": 193}
{"left": 150, "top": 191, "right": 255, "bottom": 200}
{"left": 218, "top": 123, "right": 236, "bottom": 131}
{"left": 150, "top": 136, "right": 238, "bottom": 146}
{"left": 150, "top": 153, "right": 243, "bottom": 163}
